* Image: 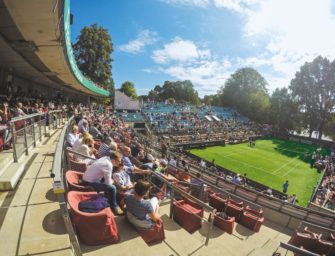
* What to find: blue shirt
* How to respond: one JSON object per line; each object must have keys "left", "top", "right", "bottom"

{"left": 125, "top": 195, "right": 153, "bottom": 220}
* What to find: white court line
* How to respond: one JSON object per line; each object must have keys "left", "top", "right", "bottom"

{"left": 272, "top": 157, "right": 298, "bottom": 175}
{"left": 220, "top": 154, "right": 282, "bottom": 177}
{"left": 221, "top": 147, "right": 288, "bottom": 171}
{"left": 281, "top": 161, "right": 301, "bottom": 177}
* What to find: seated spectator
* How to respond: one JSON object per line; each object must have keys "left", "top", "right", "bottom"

{"left": 98, "top": 137, "right": 114, "bottom": 158}
{"left": 78, "top": 118, "right": 89, "bottom": 133}
{"left": 232, "top": 174, "right": 242, "bottom": 185}
{"left": 82, "top": 151, "right": 123, "bottom": 215}
{"left": 89, "top": 122, "right": 103, "bottom": 140}
{"left": 168, "top": 156, "right": 177, "bottom": 167}
{"left": 75, "top": 136, "right": 96, "bottom": 164}
{"left": 0, "top": 102, "right": 12, "bottom": 150}
{"left": 122, "top": 146, "right": 150, "bottom": 181}
{"left": 67, "top": 124, "right": 79, "bottom": 147}
{"left": 125, "top": 180, "right": 161, "bottom": 229}
{"left": 112, "top": 161, "right": 134, "bottom": 193}
{"left": 142, "top": 154, "right": 155, "bottom": 170}
{"left": 72, "top": 131, "right": 90, "bottom": 152}
{"left": 287, "top": 194, "right": 298, "bottom": 205}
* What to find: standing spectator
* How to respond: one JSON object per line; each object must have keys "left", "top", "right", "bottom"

{"left": 283, "top": 180, "right": 289, "bottom": 193}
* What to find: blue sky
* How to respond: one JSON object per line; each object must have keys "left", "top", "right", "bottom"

{"left": 71, "top": 0, "right": 335, "bottom": 97}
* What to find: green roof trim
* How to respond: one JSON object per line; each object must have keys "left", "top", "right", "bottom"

{"left": 63, "top": 0, "right": 110, "bottom": 96}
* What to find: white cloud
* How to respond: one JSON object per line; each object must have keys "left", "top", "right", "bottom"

{"left": 152, "top": 38, "right": 211, "bottom": 64}
{"left": 119, "top": 30, "right": 158, "bottom": 54}
{"left": 152, "top": 38, "right": 229, "bottom": 95}
{"left": 160, "top": 0, "right": 258, "bottom": 12}
{"left": 159, "top": 0, "right": 210, "bottom": 8}
{"left": 162, "top": 60, "right": 231, "bottom": 95}
{"left": 243, "top": 0, "right": 335, "bottom": 87}
{"left": 153, "top": 0, "right": 335, "bottom": 96}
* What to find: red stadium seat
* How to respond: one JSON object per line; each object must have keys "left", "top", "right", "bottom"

{"left": 0, "top": 134, "right": 3, "bottom": 152}
{"left": 315, "top": 239, "right": 335, "bottom": 256}
{"left": 67, "top": 191, "right": 119, "bottom": 245}
{"left": 212, "top": 213, "right": 235, "bottom": 234}
{"left": 225, "top": 202, "right": 244, "bottom": 221}
{"left": 239, "top": 211, "right": 264, "bottom": 232}
{"left": 136, "top": 220, "right": 165, "bottom": 244}
{"left": 167, "top": 166, "right": 178, "bottom": 177}
{"left": 244, "top": 205, "right": 263, "bottom": 217}
{"left": 69, "top": 159, "right": 87, "bottom": 173}
{"left": 66, "top": 170, "right": 94, "bottom": 192}
{"left": 288, "top": 232, "right": 318, "bottom": 252}
{"left": 227, "top": 198, "right": 243, "bottom": 207}
{"left": 208, "top": 193, "right": 226, "bottom": 212}
{"left": 173, "top": 200, "right": 203, "bottom": 233}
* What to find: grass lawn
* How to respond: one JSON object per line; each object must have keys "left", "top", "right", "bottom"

{"left": 190, "top": 138, "right": 329, "bottom": 207}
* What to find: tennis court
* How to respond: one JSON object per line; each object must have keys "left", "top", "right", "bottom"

{"left": 190, "top": 138, "right": 328, "bottom": 206}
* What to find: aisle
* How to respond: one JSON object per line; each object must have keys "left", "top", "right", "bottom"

{"left": 0, "top": 129, "right": 72, "bottom": 256}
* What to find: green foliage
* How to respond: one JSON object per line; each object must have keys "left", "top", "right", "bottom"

{"left": 203, "top": 94, "right": 222, "bottom": 106}
{"left": 269, "top": 88, "right": 299, "bottom": 132}
{"left": 120, "top": 81, "right": 137, "bottom": 99}
{"left": 220, "top": 67, "right": 270, "bottom": 122}
{"left": 147, "top": 80, "right": 200, "bottom": 104}
{"left": 290, "top": 56, "right": 335, "bottom": 139}
{"left": 73, "top": 24, "right": 114, "bottom": 91}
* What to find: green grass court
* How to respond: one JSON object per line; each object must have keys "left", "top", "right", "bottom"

{"left": 190, "top": 138, "right": 329, "bottom": 207}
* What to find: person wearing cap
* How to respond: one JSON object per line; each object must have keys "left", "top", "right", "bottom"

{"left": 83, "top": 151, "right": 124, "bottom": 215}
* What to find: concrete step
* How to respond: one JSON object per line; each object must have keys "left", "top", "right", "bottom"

{"left": 0, "top": 162, "right": 25, "bottom": 190}
{"left": 0, "top": 152, "right": 14, "bottom": 177}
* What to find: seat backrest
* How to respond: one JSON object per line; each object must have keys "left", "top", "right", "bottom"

{"left": 66, "top": 170, "right": 82, "bottom": 185}
{"left": 69, "top": 159, "right": 87, "bottom": 173}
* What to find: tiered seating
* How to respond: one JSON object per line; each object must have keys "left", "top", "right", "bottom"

{"left": 67, "top": 191, "right": 119, "bottom": 245}
{"left": 65, "top": 170, "right": 94, "bottom": 192}
{"left": 128, "top": 219, "right": 165, "bottom": 244}
{"left": 208, "top": 192, "right": 264, "bottom": 233}
{"left": 68, "top": 159, "right": 87, "bottom": 173}
{"left": 173, "top": 197, "right": 204, "bottom": 233}
{"left": 239, "top": 206, "right": 264, "bottom": 232}
{"left": 288, "top": 225, "right": 335, "bottom": 255}
{"left": 211, "top": 212, "right": 235, "bottom": 234}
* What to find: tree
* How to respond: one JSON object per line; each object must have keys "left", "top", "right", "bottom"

{"left": 147, "top": 80, "right": 200, "bottom": 104}
{"left": 220, "top": 67, "right": 270, "bottom": 122}
{"left": 73, "top": 24, "right": 114, "bottom": 90}
{"left": 120, "top": 81, "right": 137, "bottom": 99}
{"left": 269, "top": 88, "right": 299, "bottom": 132}
{"left": 290, "top": 56, "right": 335, "bottom": 140}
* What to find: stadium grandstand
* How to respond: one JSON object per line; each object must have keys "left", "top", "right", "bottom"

{"left": 0, "top": 1, "right": 334, "bottom": 256}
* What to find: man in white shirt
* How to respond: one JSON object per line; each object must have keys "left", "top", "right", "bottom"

{"left": 83, "top": 151, "right": 123, "bottom": 215}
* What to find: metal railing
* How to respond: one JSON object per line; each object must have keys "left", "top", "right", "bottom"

{"left": 51, "top": 116, "right": 82, "bottom": 256}
{"left": 9, "top": 110, "right": 67, "bottom": 162}
{"left": 149, "top": 171, "right": 215, "bottom": 246}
